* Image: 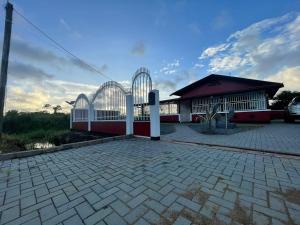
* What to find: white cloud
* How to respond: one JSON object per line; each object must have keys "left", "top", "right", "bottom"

{"left": 159, "top": 59, "right": 180, "bottom": 75}
{"left": 5, "top": 77, "right": 98, "bottom": 113}
{"left": 193, "top": 63, "right": 204, "bottom": 69}
{"left": 197, "top": 12, "right": 300, "bottom": 91}
{"left": 209, "top": 56, "right": 246, "bottom": 73}
{"left": 265, "top": 66, "right": 300, "bottom": 92}
{"left": 199, "top": 43, "right": 229, "bottom": 59}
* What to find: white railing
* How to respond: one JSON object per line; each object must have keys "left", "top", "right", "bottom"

{"left": 192, "top": 91, "right": 267, "bottom": 114}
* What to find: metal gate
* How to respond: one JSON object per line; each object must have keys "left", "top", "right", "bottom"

{"left": 132, "top": 67, "right": 152, "bottom": 136}
{"left": 90, "top": 81, "right": 128, "bottom": 135}
{"left": 71, "top": 93, "right": 90, "bottom": 131}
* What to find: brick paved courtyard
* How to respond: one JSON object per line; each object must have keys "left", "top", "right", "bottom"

{"left": 162, "top": 122, "right": 300, "bottom": 155}
{"left": 0, "top": 138, "right": 300, "bottom": 224}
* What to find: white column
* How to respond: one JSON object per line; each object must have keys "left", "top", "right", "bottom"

{"left": 150, "top": 89, "right": 160, "bottom": 140}
{"left": 88, "top": 104, "right": 94, "bottom": 132}
{"left": 126, "top": 94, "right": 134, "bottom": 135}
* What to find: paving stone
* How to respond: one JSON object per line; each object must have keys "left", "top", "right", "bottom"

{"left": 253, "top": 204, "right": 288, "bottom": 222}
{"left": 160, "top": 192, "right": 178, "bottom": 206}
{"left": 200, "top": 200, "right": 219, "bottom": 219}
{"left": 124, "top": 205, "right": 148, "bottom": 224}
{"left": 130, "top": 185, "right": 147, "bottom": 197}
{"left": 21, "top": 195, "right": 36, "bottom": 209}
{"left": 223, "top": 189, "right": 237, "bottom": 203}
{"left": 63, "top": 214, "right": 84, "bottom": 225}
{"left": 177, "top": 196, "right": 201, "bottom": 212}
{"left": 0, "top": 205, "right": 20, "bottom": 224}
{"left": 128, "top": 193, "right": 148, "bottom": 208}
{"left": 143, "top": 210, "right": 161, "bottom": 224}
{"left": 75, "top": 202, "right": 95, "bottom": 220}
{"left": 43, "top": 208, "right": 76, "bottom": 225}
{"left": 209, "top": 195, "right": 234, "bottom": 210}
{"left": 5, "top": 210, "right": 38, "bottom": 225}
{"left": 22, "top": 216, "right": 41, "bottom": 225}
{"left": 269, "top": 195, "right": 285, "bottom": 212}
{"left": 100, "top": 187, "right": 119, "bottom": 198}
{"left": 115, "top": 190, "right": 132, "bottom": 202}
{"left": 57, "top": 197, "right": 85, "bottom": 214}
{"left": 84, "top": 207, "right": 112, "bottom": 225}
{"left": 118, "top": 182, "right": 134, "bottom": 192}
{"left": 39, "top": 204, "right": 57, "bottom": 221}
{"left": 253, "top": 211, "right": 270, "bottom": 225}
{"left": 53, "top": 193, "right": 69, "bottom": 207}
{"left": 144, "top": 188, "right": 163, "bottom": 201}
{"left": 253, "top": 187, "right": 267, "bottom": 201}
{"left": 111, "top": 200, "right": 130, "bottom": 216}
{"left": 93, "top": 194, "right": 117, "bottom": 210}
{"left": 84, "top": 191, "right": 101, "bottom": 205}
{"left": 104, "top": 212, "right": 127, "bottom": 225}
{"left": 134, "top": 218, "right": 151, "bottom": 225}
{"left": 173, "top": 216, "right": 191, "bottom": 225}
{"left": 159, "top": 184, "right": 174, "bottom": 195}
{"left": 144, "top": 199, "right": 166, "bottom": 214}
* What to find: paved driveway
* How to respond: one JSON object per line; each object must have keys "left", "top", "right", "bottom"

{"left": 162, "top": 122, "right": 300, "bottom": 155}
{"left": 0, "top": 139, "right": 300, "bottom": 225}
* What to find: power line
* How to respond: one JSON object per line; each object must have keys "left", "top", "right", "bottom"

{"left": 13, "top": 8, "right": 113, "bottom": 81}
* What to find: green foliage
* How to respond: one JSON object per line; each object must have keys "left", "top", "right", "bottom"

{"left": 3, "top": 110, "right": 70, "bottom": 134}
{"left": 11, "top": 129, "right": 69, "bottom": 144}
{"left": 271, "top": 91, "right": 300, "bottom": 110}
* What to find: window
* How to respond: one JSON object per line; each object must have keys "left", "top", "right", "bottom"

{"left": 74, "top": 109, "right": 88, "bottom": 121}
{"left": 192, "top": 91, "right": 267, "bottom": 113}
{"left": 160, "top": 102, "right": 178, "bottom": 115}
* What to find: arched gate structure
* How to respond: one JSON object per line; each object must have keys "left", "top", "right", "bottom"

{"left": 132, "top": 67, "right": 152, "bottom": 136}
{"left": 71, "top": 67, "right": 160, "bottom": 138}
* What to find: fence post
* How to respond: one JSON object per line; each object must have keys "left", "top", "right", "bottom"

{"left": 150, "top": 89, "right": 160, "bottom": 140}
{"left": 126, "top": 94, "right": 133, "bottom": 135}
{"left": 88, "top": 104, "right": 94, "bottom": 132}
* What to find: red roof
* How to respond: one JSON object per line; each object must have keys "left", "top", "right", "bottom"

{"left": 171, "top": 74, "right": 283, "bottom": 99}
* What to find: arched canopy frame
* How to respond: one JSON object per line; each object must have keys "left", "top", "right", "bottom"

{"left": 91, "top": 81, "right": 127, "bottom": 121}
{"left": 132, "top": 67, "right": 152, "bottom": 121}
{"left": 73, "top": 93, "right": 90, "bottom": 122}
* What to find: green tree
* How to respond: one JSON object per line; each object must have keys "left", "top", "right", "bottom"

{"left": 271, "top": 91, "right": 300, "bottom": 110}
{"left": 52, "top": 105, "right": 62, "bottom": 114}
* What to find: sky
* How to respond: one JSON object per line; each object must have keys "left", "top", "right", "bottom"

{"left": 0, "top": 0, "right": 300, "bottom": 112}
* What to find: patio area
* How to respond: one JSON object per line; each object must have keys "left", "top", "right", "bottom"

{"left": 0, "top": 138, "right": 300, "bottom": 224}
{"left": 161, "top": 122, "right": 300, "bottom": 155}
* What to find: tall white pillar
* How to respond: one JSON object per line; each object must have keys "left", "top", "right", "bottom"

{"left": 150, "top": 89, "right": 160, "bottom": 140}
{"left": 88, "top": 104, "right": 94, "bottom": 132}
{"left": 126, "top": 94, "right": 133, "bottom": 135}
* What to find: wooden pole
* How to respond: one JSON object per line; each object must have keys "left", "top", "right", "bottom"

{"left": 0, "top": 2, "right": 13, "bottom": 137}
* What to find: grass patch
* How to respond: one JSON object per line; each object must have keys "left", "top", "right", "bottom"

{"left": 0, "top": 129, "right": 111, "bottom": 153}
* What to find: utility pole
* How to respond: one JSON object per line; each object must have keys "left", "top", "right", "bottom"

{"left": 0, "top": 2, "right": 13, "bottom": 138}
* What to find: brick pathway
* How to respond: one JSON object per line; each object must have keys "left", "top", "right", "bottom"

{"left": 162, "top": 122, "right": 300, "bottom": 155}
{"left": 0, "top": 138, "right": 300, "bottom": 225}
